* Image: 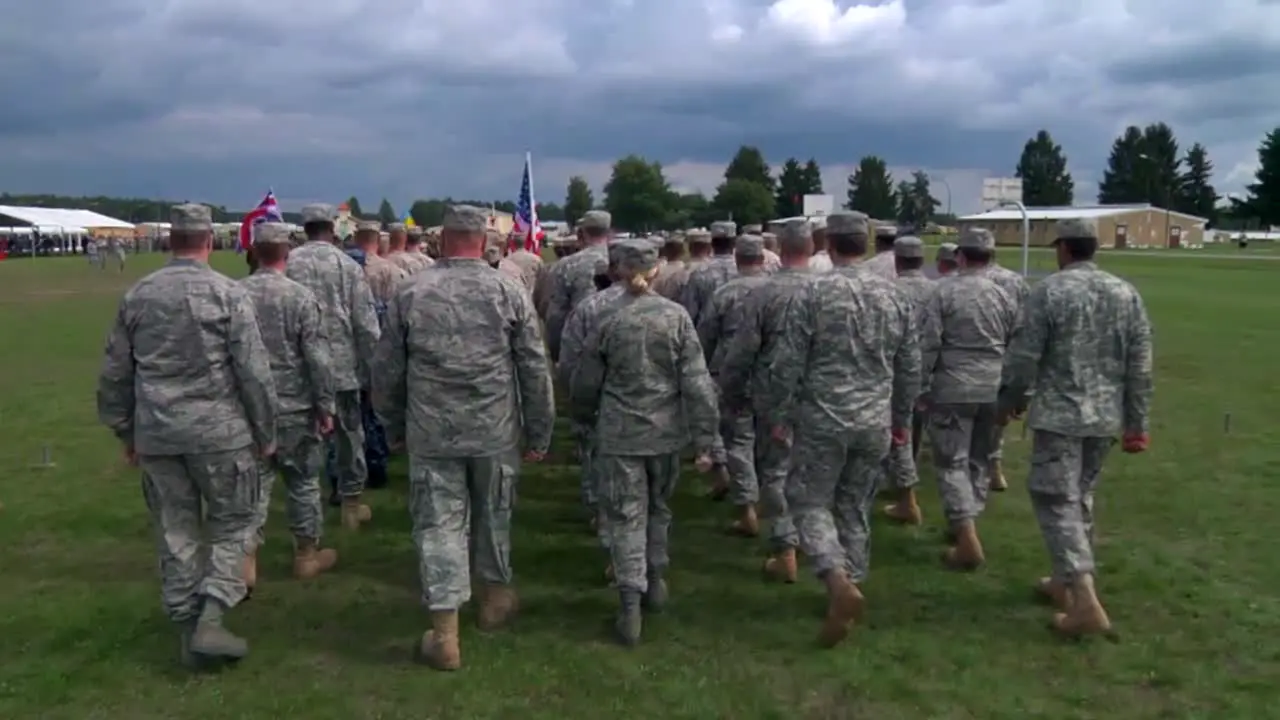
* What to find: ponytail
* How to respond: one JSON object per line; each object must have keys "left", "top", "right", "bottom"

{"left": 625, "top": 266, "right": 659, "bottom": 294}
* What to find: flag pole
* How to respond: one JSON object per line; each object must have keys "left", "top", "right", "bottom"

{"left": 525, "top": 151, "right": 537, "bottom": 248}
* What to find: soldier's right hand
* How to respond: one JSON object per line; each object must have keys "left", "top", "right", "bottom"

{"left": 316, "top": 413, "right": 334, "bottom": 435}
{"left": 259, "top": 443, "right": 277, "bottom": 459}
{"left": 1121, "top": 432, "right": 1149, "bottom": 454}
{"left": 123, "top": 444, "right": 138, "bottom": 467}
{"left": 694, "top": 453, "right": 714, "bottom": 473}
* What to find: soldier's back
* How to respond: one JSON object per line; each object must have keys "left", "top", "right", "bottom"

{"left": 239, "top": 272, "right": 321, "bottom": 411}
{"left": 119, "top": 261, "right": 260, "bottom": 454}
{"left": 364, "top": 253, "right": 406, "bottom": 303}
{"left": 287, "top": 242, "right": 360, "bottom": 315}
{"left": 393, "top": 258, "right": 538, "bottom": 456}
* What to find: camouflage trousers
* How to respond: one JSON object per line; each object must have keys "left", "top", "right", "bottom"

{"left": 409, "top": 450, "right": 519, "bottom": 611}
{"left": 721, "top": 405, "right": 758, "bottom": 506}
{"left": 785, "top": 428, "right": 889, "bottom": 584}
{"left": 573, "top": 420, "right": 611, "bottom": 550}
{"left": 928, "top": 402, "right": 999, "bottom": 523}
{"left": 252, "top": 412, "right": 325, "bottom": 546}
{"left": 138, "top": 447, "right": 258, "bottom": 623}
{"left": 325, "top": 391, "right": 382, "bottom": 491}
{"left": 597, "top": 453, "right": 680, "bottom": 594}
{"left": 990, "top": 427, "right": 1005, "bottom": 462}
{"left": 1028, "top": 431, "right": 1114, "bottom": 583}
{"left": 883, "top": 411, "right": 923, "bottom": 491}
{"left": 87, "top": 252, "right": 103, "bottom": 269}
{"left": 755, "top": 417, "right": 797, "bottom": 552}
{"left": 324, "top": 390, "right": 367, "bottom": 498}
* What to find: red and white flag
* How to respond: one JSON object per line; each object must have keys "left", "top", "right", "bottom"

{"left": 512, "top": 153, "right": 545, "bottom": 253}
{"left": 238, "top": 190, "right": 283, "bottom": 252}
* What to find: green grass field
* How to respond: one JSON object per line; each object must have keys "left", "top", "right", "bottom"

{"left": 2, "top": 249, "right": 1278, "bottom": 719}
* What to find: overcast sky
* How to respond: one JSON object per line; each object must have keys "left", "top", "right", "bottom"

{"left": 1, "top": 0, "right": 1276, "bottom": 215}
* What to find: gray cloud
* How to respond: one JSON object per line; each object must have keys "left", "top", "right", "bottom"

{"left": 1, "top": 0, "right": 1277, "bottom": 214}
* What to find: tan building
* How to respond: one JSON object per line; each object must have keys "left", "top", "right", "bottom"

{"left": 957, "top": 204, "right": 1208, "bottom": 249}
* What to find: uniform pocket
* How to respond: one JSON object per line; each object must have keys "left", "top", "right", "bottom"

{"left": 1026, "top": 438, "right": 1073, "bottom": 497}
{"left": 494, "top": 456, "right": 519, "bottom": 514}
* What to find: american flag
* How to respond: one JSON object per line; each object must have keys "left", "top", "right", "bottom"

{"left": 512, "top": 153, "right": 544, "bottom": 253}
{"left": 238, "top": 190, "right": 284, "bottom": 252}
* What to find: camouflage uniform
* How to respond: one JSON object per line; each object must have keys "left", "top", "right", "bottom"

{"left": 503, "top": 245, "right": 547, "bottom": 298}
{"left": 286, "top": 204, "right": 381, "bottom": 528}
{"left": 238, "top": 223, "right": 339, "bottom": 578}
{"left": 545, "top": 211, "right": 612, "bottom": 360}
{"left": 97, "top": 203, "right": 277, "bottom": 664}
{"left": 696, "top": 236, "right": 771, "bottom": 534}
{"left": 919, "top": 228, "right": 1019, "bottom": 567}
{"left": 569, "top": 239, "right": 719, "bottom": 645}
{"left": 650, "top": 256, "right": 689, "bottom": 301}
{"left": 107, "top": 237, "right": 127, "bottom": 271}
{"left": 392, "top": 227, "right": 436, "bottom": 275}
{"left": 935, "top": 242, "right": 959, "bottom": 278}
{"left": 558, "top": 250, "right": 626, "bottom": 527}
{"left": 358, "top": 221, "right": 407, "bottom": 489}
{"left": 982, "top": 256, "right": 1032, "bottom": 488}
{"left": 759, "top": 211, "right": 919, "bottom": 646}
{"left": 1000, "top": 219, "right": 1152, "bottom": 633}
{"left": 884, "top": 237, "right": 936, "bottom": 496}
{"left": 372, "top": 205, "right": 554, "bottom": 670}
{"left": 678, "top": 221, "right": 738, "bottom": 326}
{"left": 717, "top": 220, "right": 812, "bottom": 575}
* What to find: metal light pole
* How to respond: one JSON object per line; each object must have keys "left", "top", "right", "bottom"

{"left": 997, "top": 200, "right": 1031, "bottom": 277}
{"left": 930, "top": 174, "right": 953, "bottom": 217}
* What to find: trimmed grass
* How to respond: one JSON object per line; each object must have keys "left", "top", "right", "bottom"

{"left": 1, "top": 251, "right": 1278, "bottom": 719}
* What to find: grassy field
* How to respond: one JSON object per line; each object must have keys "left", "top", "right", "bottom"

{"left": 1, "top": 249, "right": 1278, "bottom": 719}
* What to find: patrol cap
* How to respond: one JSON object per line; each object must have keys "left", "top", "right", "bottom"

{"left": 387, "top": 222, "right": 406, "bottom": 233}
{"left": 407, "top": 226, "right": 424, "bottom": 240}
{"left": 170, "top": 203, "right": 213, "bottom": 232}
{"left": 893, "top": 236, "right": 924, "bottom": 259}
{"left": 1055, "top": 218, "right": 1098, "bottom": 242}
{"left": 710, "top": 221, "right": 737, "bottom": 239}
{"left": 735, "top": 234, "right": 765, "bottom": 259}
{"left": 614, "top": 237, "right": 659, "bottom": 275}
{"left": 958, "top": 227, "right": 996, "bottom": 251}
{"left": 809, "top": 216, "right": 827, "bottom": 231}
{"left": 826, "top": 210, "right": 870, "bottom": 236}
{"left": 742, "top": 224, "right": 763, "bottom": 234}
{"left": 253, "top": 222, "right": 291, "bottom": 245}
{"left": 300, "top": 203, "right": 336, "bottom": 224}
{"left": 936, "top": 242, "right": 958, "bottom": 262}
{"left": 442, "top": 204, "right": 488, "bottom": 233}
{"left": 578, "top": 210, "right": 612, "bottom": 231}
{"left": 356, "top": 220, "right": 381, "bottom": 233}
{"left": 874, "top": 224, "right": 898, "bottom": 241}
{"left": 686, "top": 229, "right": 712, "bottom": 244}
{"left": 761, "top": 232, "right": 778, "bottom": 247}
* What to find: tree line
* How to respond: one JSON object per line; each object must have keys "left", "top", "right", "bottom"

{"left": 4, "top": 125, "right": 1278, "bottom": 233}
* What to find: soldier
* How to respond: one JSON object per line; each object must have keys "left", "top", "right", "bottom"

{"left": 238, "top": 222, "right": 339, "bottom": 585}
{"left": 373, "top": 204, "right": 554, "bottom": 671}
{"left": 977, "top": 232, "right": 1032, "bottom": 492}
{"left": 999, "top": 218, "right": 1152, "bottom": 637}
{"left": 97, "top": 203, "right": 277, "bottom": 668}
{"left": 680, "top": 221, "right": 738, "bottom": 326}
{"left": 107, "top": 236, "right": 127, "bottom": 272}
{"left": 649, "top": 235, "right": 687, "bottom": 300}
{"left": 697, "top": 235, "right": 772, "bottom": 537}
{"left": 569, "top": 238, "right": 719, "bottom": 646}
{"left": 882, "top": 236, "right": 937, "bottom": 526}
{"left": 655, "top": 230, "right": 708, "bottom": 302}
{"left": 759, "top": 209, "right": 919, "bottom": 648}
{"left": 86, "top": 235, "right": 103, "bottom": 268}
{"left": 718, "top": 219, "right": 812, "bottom": 583}
{"left": 391, "top": 226, "right": 435, "bottom": 275}
{"left": 503, "top": 229, "right": 547, "bottom": 297}
{"left": 860, "top": 225, "right": 898, "bottom": 279}
{"left": 558, "top": 249, "right": 626, "bottom": 572}
{"left": 760, "top": 232, "right": 783, "bottom": 272}
{"left": 808, "top": 217, "right": 833, "bottom": 272}
{"left": 386, "top": 222, "right": 408, "bottom": 257}
{"left": 286, "top": 203, "right": 381, "bottom": 529}
{"left": 917, "top": 228, "right": 1019, "bottom": 569}
{"left": 354, "top": 220, "right": 406, "bottom": 490}
{"left": 935, "top": 242, "right": 959, "bottom": 278}
{"left": 546, "top": 210, "right": 612, "bottom": 360}
{"left": 483, "top": 230, "right": 505, "bottom": 269}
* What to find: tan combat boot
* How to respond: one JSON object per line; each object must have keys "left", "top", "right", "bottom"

{"left": 882, "top": 488, "right": 923, "bottom": 525}
{"left": 762, "top": 548, "right": 798, "bottom": 584}
{"left": 817, "top": 569, "right": 865, "bottom": 648}
{"left": 1052, "top": 574, "right": 1113, "bottom": 638}
{"left": 989, "top": 459, "right": 1008, "bottom": 492}
{"left": 942, "top": 520, "right": 986, "bottom": 571}
{"left": 414, "top": 610, "right": 461, "bottom": 670}
{"left": 340, "top": 497, "right": 372, "bottom": 530}
{"left": 1034, "top": 576, "right": 1069, "bottom": 610}
{"left": 293, "top": 537, "right": 338, "bottom": 580}
{"left": 477, "top": 585, "right": 519, "bottom": 631}
{"left": 605, "top": 563, "right": 616, "bottom": 587}
{"left": 728, "top": 504, "right": 759, "bottom": 537}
